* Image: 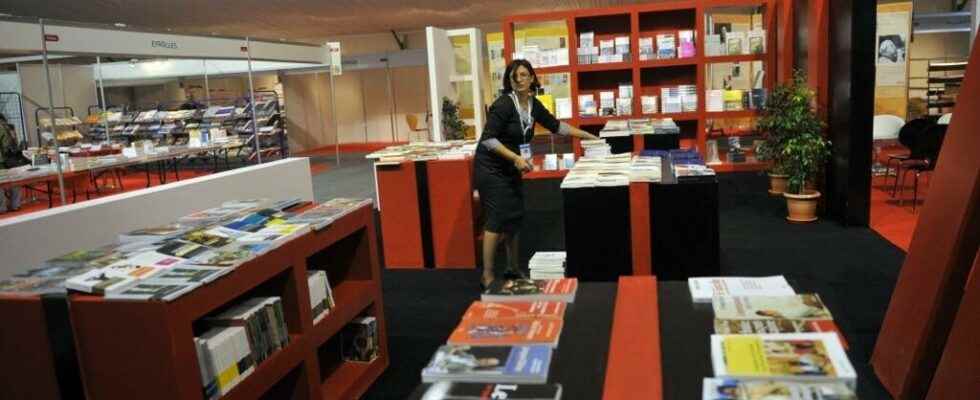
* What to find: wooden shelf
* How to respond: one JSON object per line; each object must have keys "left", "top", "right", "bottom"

{"left": 321, "top": 356, "right": 388, "bottom": 400}
{"left": 637, "top": 58, "right": 699, "bottom": 69}
{"left": 645, "top": 112, "right": 700, "bottom": 121}
{"left": 576, "top": 61, "right": 635, "bottom": 72}
{"left": 67, "top": 204, "right": 387, "bottom": 400}
{"left": 704, "top": 54, "right": 767, "bottom": 63}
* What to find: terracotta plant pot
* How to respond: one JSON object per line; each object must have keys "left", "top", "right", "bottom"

{"left": 784, "top": 190, "right": 821, "bottom": 223}
{"left": 768, "top": 173, "right": 789, "bottom": 195}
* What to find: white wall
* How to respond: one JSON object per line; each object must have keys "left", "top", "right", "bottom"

{"left": 18, "top": 64, "right": 98, "bottom": 146}
{"left": 0, "top": 157, "right": 314, "bottom": 276}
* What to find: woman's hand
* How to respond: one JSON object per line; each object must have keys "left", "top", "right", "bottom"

{"left": 513, "top": 157, "right": 532, "bottom": 174}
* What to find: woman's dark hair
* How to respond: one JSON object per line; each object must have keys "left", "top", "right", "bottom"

{"left": 501, "top": 59, "right": 541, "bottom": 95}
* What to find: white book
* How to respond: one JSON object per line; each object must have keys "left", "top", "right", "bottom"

{"left": 614, "top": 36, "right": 630, "bottom": 56}
{"left": 705, "top": 34, "right": 724, "bottom": 56}
{"left": 66, "top": 269, "right": 138, "bottom": 295}
{"left": 688, "top": 276, "right": 795, "bottom": 303}
{"left": 710, "top": 333, "right": 857, "bottom": 389}
{"left": 106, "top": 280, "right": 201, "bottom": 301}
{"left": 555, "top": 97, "right": 572, "bottom": 120}
{"left": 707, "top": 90, "right": 725, "bottom": 112}
{"left": 578, "top": 94, "right": 597, "bottom": 117}
{"left": 579, "top": 31, "right": 595, "bottom": 48}
{"left": 599, "top": 39, "right": 615, "bottom": 56}
{"left": 748, "top": 29, "right": 766, "bottom": 54}
{"left": 151, "top": 265, "right": 229, "bottom": 285}
{"left": 641, "top": 96, "right": 659, "bottom": 115}
{"left": 618, "top": 84, "right": 633, "bottom": 100}
{"left": 195, "top": 338, "right": 219, "bottom": 400}
{"left": 599, "top": 91, "right": 616, "bottom": 116}
{"left": 615, "top": 98, "right": 632, "bottom": 116}
{"left": 639, "top": 37, "right": 655, "bottom": 61}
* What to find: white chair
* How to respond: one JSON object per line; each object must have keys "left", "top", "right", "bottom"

{"left": 937, "top": 113, "right": 952, "bottom": 125}
{"left": 872, "top": 115, "right": 905, "bottom": 176}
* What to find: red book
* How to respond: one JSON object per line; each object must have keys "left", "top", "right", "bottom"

{"left": 448, "top": 318, "right": 563, "bottom": 348}
{"left": 481, "top": 279, "right": 578, "bottom": 303}
{"left": 462, "top": 301, "right": 566, "bottom": 321}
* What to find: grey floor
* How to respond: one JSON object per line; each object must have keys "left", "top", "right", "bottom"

{"left": 308, "top": 152, "right": 379, "bottom": 203}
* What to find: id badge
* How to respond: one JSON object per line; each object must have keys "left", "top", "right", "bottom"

{"left": 519, "top": 143, "right": 532, "bottom": 160}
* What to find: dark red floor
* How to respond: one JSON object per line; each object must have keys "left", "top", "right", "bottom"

{"left": 869, "top": 150, "right": 930, "bottom": 252}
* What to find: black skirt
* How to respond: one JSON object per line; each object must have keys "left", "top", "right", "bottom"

{"left": 475, "top": 168, "right": 524, "bottom": 234}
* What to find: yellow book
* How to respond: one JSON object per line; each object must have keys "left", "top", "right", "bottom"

{"left": 536, "top": 94, "right": 556, "bottom": 115}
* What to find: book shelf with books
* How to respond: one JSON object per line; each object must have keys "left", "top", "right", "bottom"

{"left": 502, "top": 0, "right": 779, "bottom": 172}
{"left": 66, "top": 203, "right": 387, "bottom": 400}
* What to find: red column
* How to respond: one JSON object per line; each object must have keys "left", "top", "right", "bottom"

{"left": 629, "top": 182, "right": 652, "bottom": 276}
{"left": 427, "top": 159, "right": 477, "bottom": 269}
{"left": 376, "top": 161, "right": 425, "bottom": 269}
{"left": 603, "top": 276, "right": 661, "bottom": 400}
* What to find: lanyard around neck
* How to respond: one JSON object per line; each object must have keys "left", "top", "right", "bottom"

{"left": 510, "top": 92, "right": 533, "bottom": 143}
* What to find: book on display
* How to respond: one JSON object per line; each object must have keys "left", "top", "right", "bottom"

{"left": 702, "top": 378, "right": 856, "bottom": 400}
{"left": 599, "top": 91, "right": 616, "bottom": 116}
{"left": 409, "top": 382, "right": 562, "bottom": 400}
{"left": 65, "top": 269, "right": 138, "bottom": 295}
{"left": 713, "top": 294, "right": 833, "bottom": 321}
{"left": 481, "top": 279, "right": 578, "bottom": 303}
{"left": 688, "top": 276, "right": 795, "bottom": 302}
{"left": 421, "top": 345, "right": 553, "bottom": 384}
{"left": 641, "top": 96, "right": 658, "bottom": 115}
{"left": 578, "top": 94, "right": 597, "bottom": 117}
{"left": 463, "top": 301, "right": 566, "bottom": 321}
{"left": 106, "top": 281, "right": 201, "bottom": 301}
{"left": 448, "top": 317, "right": 563, "bottom": 348}
{"left": 151, "top": 266, "right": 229, "bottom": 285}
{"left": 656, "top": 33, "right": 676, "bottom": 59}
{"left": 710, "top": 333, "right": 857, "bottom": 388}
{"left": 197, "top": 326, "right": 255, "bottom": 396}
{"left": 342, "top": 316, "right": 380, "bottom": 362}
{"left": 678, "top": 30, "right": 696, "bottom": 58}
{"left": 639, "top": 37, "right": 655, "bottom": 61}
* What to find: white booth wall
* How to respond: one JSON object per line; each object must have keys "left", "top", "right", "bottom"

{"left": 18, "top": 63, "right": 97, "bottom": 146}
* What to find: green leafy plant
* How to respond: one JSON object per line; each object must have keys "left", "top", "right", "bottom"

{"left": 756, "top": 70, "right": 823, "bottom": 175}
{"left": 441, "top": 97, "right": 466, "bottom": 140}
{"left": 783, "top": 132, "right": 831, "bottom": 194}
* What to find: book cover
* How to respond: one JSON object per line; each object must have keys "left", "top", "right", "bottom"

{"left": 481, "top": 278, "right": 578, "bottom": 303}
{"left": 701, "top": 378, "right": 856, "bottom": 400}
{"left": 101, "top": 262, "right": 166, "bottom": 280}
{"left": 641, "top": 96, "right": 658, "bottom": 115}
{"left": 107, "top": 280, "right": 200, "bottom": 301}
{"left": 409, "top": 382, "right": 562, "bottom": 400}
{"left": 578, "top": 94, "right": 597, "bottom": 117}
{"left": 599, "top": 91, "right": 616, "bottom": 117}
{"left": 688, "top": 276, "right": 795, "bottom": 302}
{"left": 639, "top": 37, "right": 655, "bottom": 61}
{"left": 422, "top": 345, "right": 553, "bottom": 384}
{"left": 579, "top": 32, "right": 594, "bottom": 48}
{"left": 713, "top": 294, "right": 833, "bottom": 320}
{"left": 152, "top": 266, "right": 228, "bottom": 284}
{"left": 726, "top": 32, "right": 745, "bottom": 55}
{"left": 747, "top": 30, "right": 766, "bottom": 54}
{"left": 656, "top": 34, "right": 676, "bottom": 59}
{"left": 448, "top": 318, "right": 563, "bottom": 348}
{"left": 154, "top": 242, "right": 208, "bottom": 261}
{"left": 678, "top": 30, "right": 696, "bottom": 58}
{"left": 615, "top": 98, "right": 632, "bottom": 116}
{"left": 189, "top": 242, "right": 272, "bottom": 267}
{"left": 599, "top": 39, "right": 615, "bottom": 56}
{"left": 711, "top": 333, "right": 857, "bottom": 388}
{"left": 119, "top": 223, "right": 189, "bottom": 243}
{"left": 463, "top": 301, "right": 566, "bottom": 321}
{"left": 0, "top": 276, "right": 69, "bottom": 295}
{"left": 65, "top": 269, "right": 138, "bottom": 295}
{"left": 343, "top": 316, "right": 380, "bottom": 362}
{"left": 614, "top": 36, "right": 630, "bottom": 58}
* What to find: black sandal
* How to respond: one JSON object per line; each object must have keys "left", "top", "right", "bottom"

{"left": 480, "top": 277, "right": 494, "bottom": 292}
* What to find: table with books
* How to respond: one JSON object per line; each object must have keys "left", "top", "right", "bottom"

{"left": 0, "top": 196, "right": 389, "bottom": 400}
{"left": 598, "top": 118, "right": 681, "bottom": 155}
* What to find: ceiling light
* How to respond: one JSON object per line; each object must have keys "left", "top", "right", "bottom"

{"left": 114, "top": 23, "right": 127, "bottom": 28}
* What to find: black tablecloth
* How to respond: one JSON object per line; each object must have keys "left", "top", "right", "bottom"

{"left": 658, "top": 281, "right": 715, "bottom": 399}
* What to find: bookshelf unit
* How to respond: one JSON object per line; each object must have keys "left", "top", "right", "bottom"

{"left": 68, "top": 204, "right": 388, "bottom": 400}
{"left": 502, "top": 0, "right": 781, "bottom": 172}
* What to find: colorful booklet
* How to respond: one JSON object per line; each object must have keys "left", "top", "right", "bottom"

{"left": 710, "top": 333, "right": 857, "bottom": 388}
{"left": 408, "top": 382, "right": 563, "bottom": 400}
{"left": 421, "top": 345, "right": 553, "bottom": 384}
{"left": 481, "top": 279, "right": 578, "bottom": 303}
{"left": 448, "top": 318, "right": 563, "bottom": 348}
{"left": 701, "top": 378, "right": 856, "bottom": 400}
{"left": 712, "top": 294, "right": 833, "bottom": 320}
{"left": 463, "top": 301, "right": 566, "bottom": 321}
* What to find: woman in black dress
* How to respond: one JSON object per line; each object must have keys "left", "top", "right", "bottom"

{"left": 475, "top": 59, "right": 599, "bottom": 288}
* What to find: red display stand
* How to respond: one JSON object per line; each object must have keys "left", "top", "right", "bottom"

{"left": 603, "top": 276, "right": 661, "bottom": 399}
{"left": 0, "top": 295, "right": 65, "bottom": 399}
{"left": 426, "top": 159, "right": 478, "bottom": 269}
{"left": 872, "top": 39, "right": 980, "bottom": 400}
{"left": 629, "top": 182, "right": 653, "bottom": 276}
{"left": 376, "top": 161, "right": 426, "bottom": 269}
{"left": 68, "top": 204, "right": 388, "bottom": 400}
{"left": 926, "top": 250, "right": 980, "bottom": 399}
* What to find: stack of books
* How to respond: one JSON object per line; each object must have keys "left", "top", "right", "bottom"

{"left": 415, "top": 280, "right": 578, "bottom": 398}
{"left": 195, "top": 296, "right": 289, "bottom": 398}
{"left": 342, "top": 316, "right": 381, "bottom": 363}
{"left": 689, "top": 276, "right": 859, "bottom": 396}
{"left": 365, "top": 141, "right": 478, "bottom": 164}
{"left": 528, "top": 252, "right": 567, "bottom": 279}
{"left": 599, "top": 120, "right": 631, "bottom": 138}
{"left": 580, "top": 139, "right": 612, "bottom": 158}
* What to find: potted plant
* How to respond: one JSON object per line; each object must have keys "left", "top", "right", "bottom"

{"left": 441, "top": 97, "right": 466, "bottom": 140}
{"left": 756, "top": 70, "right": 822, "bottom": 195}
{"left": 782, "top": 132, "right": 831, "bottom": 223}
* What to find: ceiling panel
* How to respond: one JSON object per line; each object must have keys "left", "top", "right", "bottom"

{"left": 0, "top": 0, "right": 671, "bottom": 42}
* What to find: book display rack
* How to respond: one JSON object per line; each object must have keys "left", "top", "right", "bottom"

{"left": 502, "top": 0, "right": 781, "bottom": 172}
{"left": 67, "top": 203, "right": 388, "bottom": 400}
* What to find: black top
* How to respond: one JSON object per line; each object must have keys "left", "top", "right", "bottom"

{"left": 475, "top": 94, "right": 563, "bottom": 177}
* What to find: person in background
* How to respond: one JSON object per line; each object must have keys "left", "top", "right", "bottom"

{"left": 0, "top": 114, "right": 28, "bottom": 212}
{"left": 473, "top": 59, "right": 599, "bottom": 289}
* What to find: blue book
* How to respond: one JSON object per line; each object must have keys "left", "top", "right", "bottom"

{"left": 421, "top": 345, "right": 553, "bottom": 384}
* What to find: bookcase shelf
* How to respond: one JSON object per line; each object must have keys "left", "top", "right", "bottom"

{"left": 67, "top": 204, "right": 388, "bottom": 400}
{"left": 504, "top": 0, "right": 779, "bottom": 171}
{"left": 705, "top": 110, "right": 760, "bottom": 118}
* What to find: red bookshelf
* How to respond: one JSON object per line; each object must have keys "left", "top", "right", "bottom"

{"left": 502, "top": 0, "right": 783, "bottom": 171}
{"left": 68, "top": 204, "right": 388, "bottom": 400}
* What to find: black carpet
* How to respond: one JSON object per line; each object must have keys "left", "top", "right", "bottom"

{"left": 363, "top": 172, "right": 904, "bottom": 399}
